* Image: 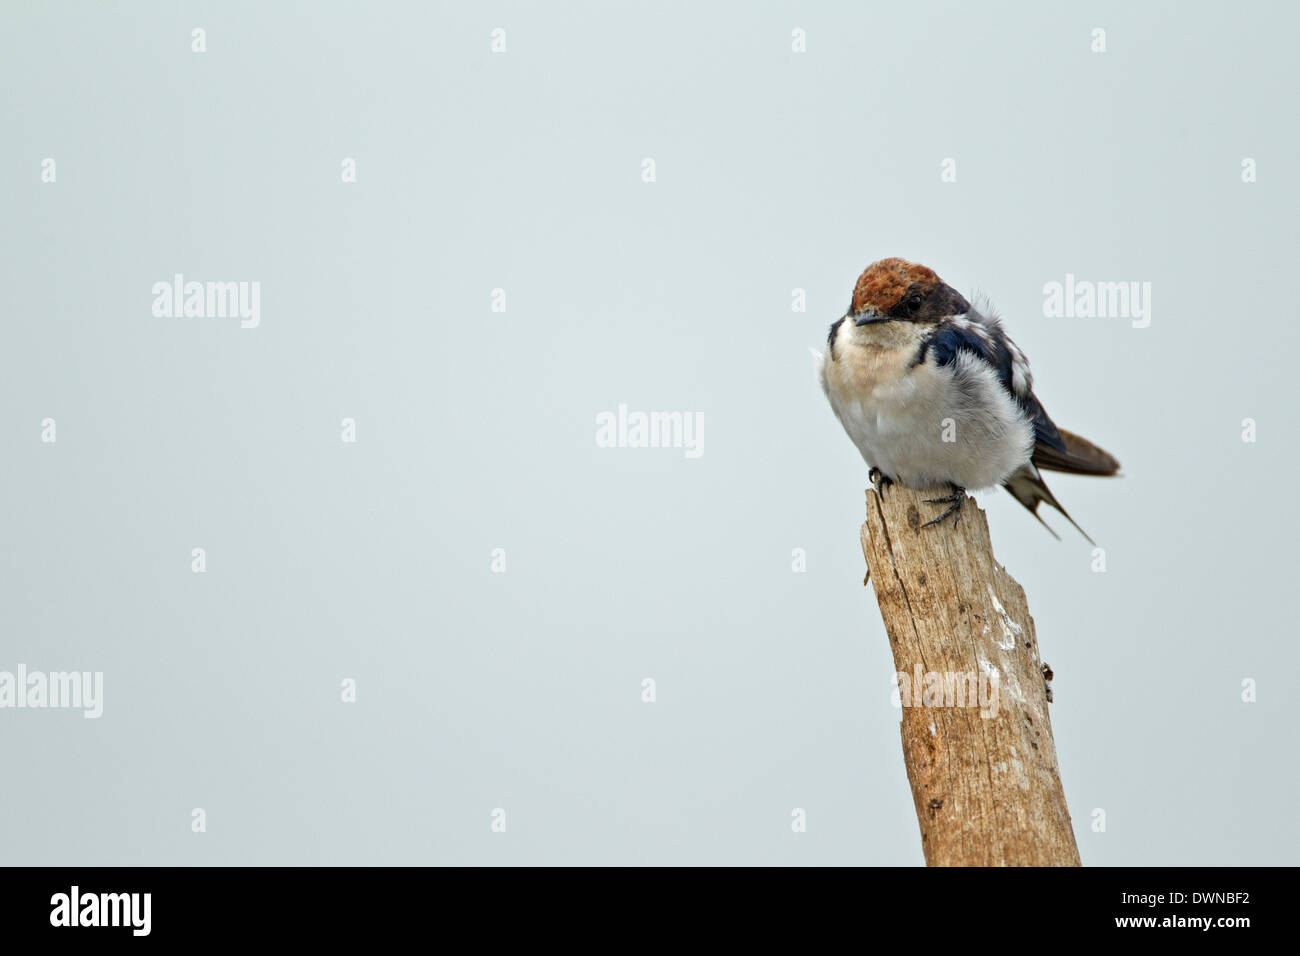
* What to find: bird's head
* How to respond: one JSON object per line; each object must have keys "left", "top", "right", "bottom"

{"left": 848, "top": 257, "right": 970, "bottom": 328}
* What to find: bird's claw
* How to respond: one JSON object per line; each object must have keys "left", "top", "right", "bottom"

{"left": 921, "top": 485, "right": 966, "bottom": 529}
{"left": 869, "top": 467, "right": 895, "bottom": 498}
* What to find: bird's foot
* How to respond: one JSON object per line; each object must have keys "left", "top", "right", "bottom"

{"left": 1041, "top": 663, "right": 1054, "bottom": 704}
{"left": 869, "top": 468, "right": 895, "bottom": 498}
{"left": 922, "top": 484, "right": 966, "bottom": 529}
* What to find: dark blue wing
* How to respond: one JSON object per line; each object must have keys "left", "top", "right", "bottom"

{"left": 920, "top": 319, "right": 1066, "bottom": 453}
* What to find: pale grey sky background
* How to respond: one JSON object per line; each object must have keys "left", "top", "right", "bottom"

{"left": 1, "top": 1, "right": 1296, "bottom": 865}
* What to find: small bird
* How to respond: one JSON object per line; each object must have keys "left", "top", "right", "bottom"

{"left": 817, "top": 257, "right": 1119, "bottom": 541}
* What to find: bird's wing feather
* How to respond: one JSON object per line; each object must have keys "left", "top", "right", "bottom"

{"left": 923, "top": 315, "right": 1068, "bottom": 452}
{"left": 1032, "top": 426, "right": 1120, "bottom": 476}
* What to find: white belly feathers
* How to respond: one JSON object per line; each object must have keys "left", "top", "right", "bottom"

{"left": 819, "top": 329, "right": 1033, "bottom": 492}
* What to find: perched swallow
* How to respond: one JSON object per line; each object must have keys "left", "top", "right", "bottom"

{"left": 817, "top": 257, "right": 1119, "bottom": 541}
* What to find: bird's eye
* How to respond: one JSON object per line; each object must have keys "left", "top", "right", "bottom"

{"left": 906, "top": 295, "right": 923, "bottom": 313}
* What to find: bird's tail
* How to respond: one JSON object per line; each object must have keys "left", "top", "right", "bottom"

{"left": 1002, "top": 464, "right": 1095, "bottom": 545}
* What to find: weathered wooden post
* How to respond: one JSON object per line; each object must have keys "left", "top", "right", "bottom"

{"left": 861, "top": 485, "right": 1081, "bottom": 866}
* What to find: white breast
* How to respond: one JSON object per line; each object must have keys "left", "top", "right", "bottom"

{"left": 818, "top": 331, "right": 1033, "bottom": 492}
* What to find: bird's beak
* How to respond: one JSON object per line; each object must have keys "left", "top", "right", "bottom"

{"left": 854, "top": 309, "right": 887, "bottom": 326}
